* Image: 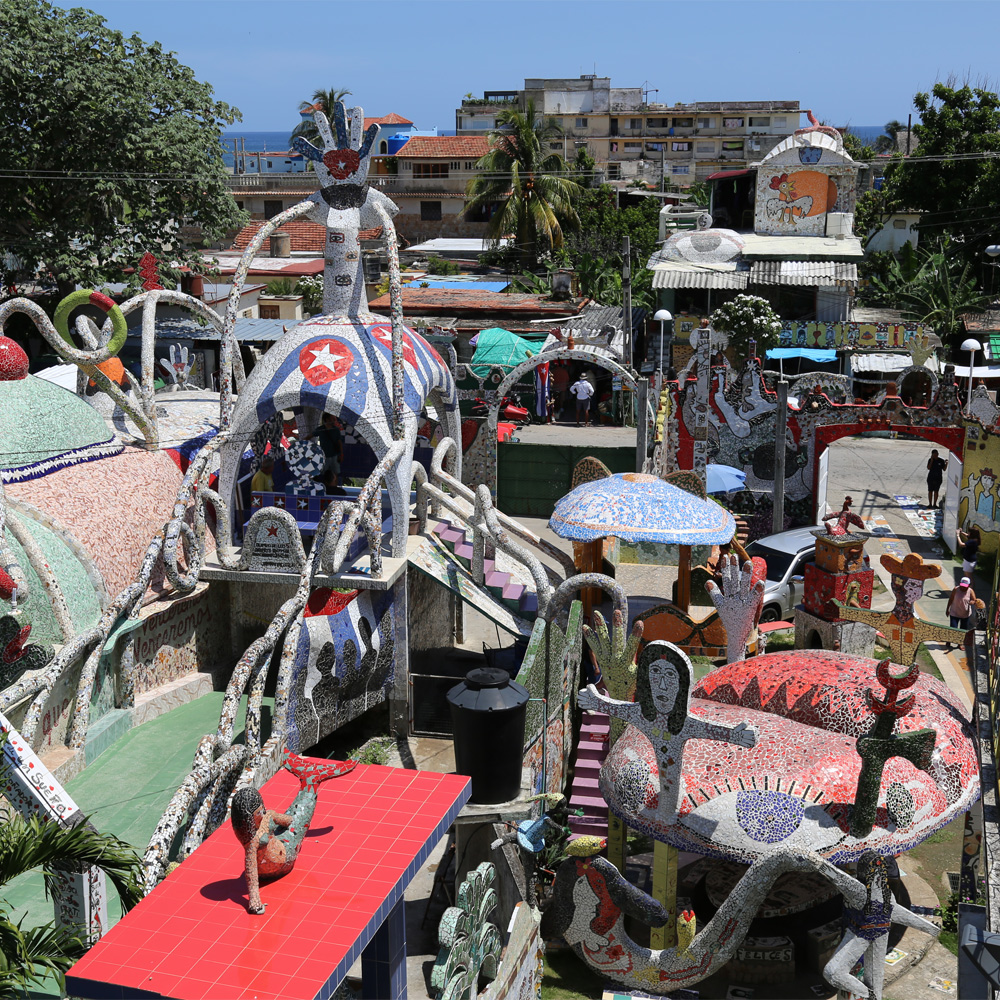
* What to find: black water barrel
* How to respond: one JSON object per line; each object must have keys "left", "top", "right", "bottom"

{"left": 447, "top": 667, "right": 529, "bottom": 804}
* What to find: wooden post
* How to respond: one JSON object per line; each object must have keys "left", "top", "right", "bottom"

{"left": 649, "top": 840, "right": 678, "bottom": 949}
{"left": 677, "top": 545, "right": 692, "bottom": 613}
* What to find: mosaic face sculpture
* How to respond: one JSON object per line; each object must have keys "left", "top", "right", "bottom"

{"left": 231, "top": 750, "right": 356, "bottom": 914}
{"left": 600, "top": 649, "right": 978, "bottom": 863}
{"left": 579, "top": 640, "right": 757, "bottom": 823}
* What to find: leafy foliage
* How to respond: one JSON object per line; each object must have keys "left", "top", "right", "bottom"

{"left": 572, "top": 146, "right": 596, "bottom": 188}
{"left": 860, "top": 237, "right": 988, "bottom": 338}
{"left": 294, "top": 274, "right": 323, "bottom": 315}
{"left": 264, "top": 278, "right": 297, "bottom": 296}
{"left": 289, "top": 86, "right": 352, "bottom": 148}
{"left": 0, "top": 805, "right": 144, "bottom": 997}
{"left": 424, "top": 255, "right": 462, "bottom": 276}
{"left": 879, "top": 82, "right": 1000, "bottom": 271}
{"left": 711, "top": 294, "right": 782, "bottom": 362}
{"left": 465, "top": 100, "right": 582, "bottom": 268}
{"left": 0, "top": 0, "right": 245, "bottom": 292}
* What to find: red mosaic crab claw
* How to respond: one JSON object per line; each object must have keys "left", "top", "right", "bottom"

{"left": 867, "top": 687, "right": 915, "bottom": 718}
{"left": 875, "top": 659, "right": 920, "bottom": 693}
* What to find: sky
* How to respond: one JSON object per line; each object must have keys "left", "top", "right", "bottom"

{"left": 81, "top": 0, "right": 1000, "bottom": 133}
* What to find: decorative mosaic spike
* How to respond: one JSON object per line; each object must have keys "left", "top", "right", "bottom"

{"left": 431, "top": 862, "right": 502, "bottom": 1000}
{"left": 137, "top": 251, "right": 163, "bottom": 292}
{"left": 850, "top": 660, "right": 936, "bottom": 839}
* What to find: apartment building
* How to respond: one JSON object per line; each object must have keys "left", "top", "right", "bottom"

{"left": 457, "top": 78, "right": 801, "bottom": 187}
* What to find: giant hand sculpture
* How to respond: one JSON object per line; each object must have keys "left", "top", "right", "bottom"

{"left": 582, "top": 609, "right": 642, "bottom": 743}
{"left": 292, "top": 103, "right": 398, "bottom": 318}
{"left": 705, "top": 554, "right": 764, "bottom": 664}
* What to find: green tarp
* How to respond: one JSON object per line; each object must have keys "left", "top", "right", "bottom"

{"left": 470, "top": 327, "right": 536, "bottom": 377}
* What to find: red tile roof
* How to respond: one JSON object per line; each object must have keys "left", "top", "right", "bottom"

{"left": 364, "top": 112, "right": 414, "bottom": 129}
{"left": 231, "top": 220, "right": 383, "bottom": 255}
{"left": 395, "top": 136, "right": 490, "bottom": 159}
{"left": 300, "top": 104, "right": 413, "bottom": 129}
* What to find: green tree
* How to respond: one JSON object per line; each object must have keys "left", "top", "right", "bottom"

{"left": 711, "top": 294, "right": 783, "bottom": 363}
{"left": 572, "top": 146, "right": 596, "bottom": 188}
{"left": 464, "top": 100, "right": 582, "bottom": 268}
{"left": 873, "top": 119, "right": 906, "bottom": 154}
{"left": 0, "top": 0, "right": 245, "bottom": 294}
{"left": 880, "top": 82, "right": 1000, "bottom": 269}
{"left": 0, "top": 811, "right": 144, "bottom": 996}
{"left": 862, "top": 237, "right": 989, "bottom": 341}
{"left": 289, "top": 86, "right": 353, "bottom": 148}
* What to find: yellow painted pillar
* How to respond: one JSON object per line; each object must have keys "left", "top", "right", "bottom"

{"left": 649, "top": 840, "right": 678, "bottom": 949}
{"left": 607, "top": 813, "right": 626, "bottom": 875}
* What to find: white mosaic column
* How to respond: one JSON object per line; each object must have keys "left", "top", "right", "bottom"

{"left": 1, "top": 712, "right": 108, "bottom": 945}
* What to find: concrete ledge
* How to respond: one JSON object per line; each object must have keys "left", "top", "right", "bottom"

{"left": 132, "top": 671, "right": 214, "bottom": 728}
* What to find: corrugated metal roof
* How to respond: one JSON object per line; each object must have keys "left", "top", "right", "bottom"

{"left": 739, "top": 233, "right": 864, "bottom": 260}
{"left": 650, "top": 261, "right": 749, "bottom": 289}
{"left": 750, "top": 260, "right": 858, "bottom": 287}
{"left": 125, "top": 317, "right": 291, "bottom": 343}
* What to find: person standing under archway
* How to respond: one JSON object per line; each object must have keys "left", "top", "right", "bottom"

{"left": 926, "top": 448, "right": 946, "bottom": 508}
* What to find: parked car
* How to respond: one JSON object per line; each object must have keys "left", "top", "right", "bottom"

{"left": 744, "top": 526, "right": 820, "bottom": 622}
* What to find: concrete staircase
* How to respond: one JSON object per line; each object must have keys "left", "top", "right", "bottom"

{"left": 568, "top": 710, "right": 610, "bottom": 839}
{"left": 431, "top": 521, "right": 539, "bottom": 619}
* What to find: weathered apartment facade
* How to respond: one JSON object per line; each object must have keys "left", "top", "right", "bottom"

{"left": 456, "top": 77, "right": 801, "bottom": 187}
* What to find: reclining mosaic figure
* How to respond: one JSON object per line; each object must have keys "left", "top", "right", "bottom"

{"left": 578, "top": 640, "right": 756, "bottom": 820}
{"left": 542, "top": 836, "right": 932, "bottom": 996}
{"left": 231, "top": 750, "right": 357, "bottom": 914}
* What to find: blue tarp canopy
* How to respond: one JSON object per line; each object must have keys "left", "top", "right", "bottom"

{"left": 766, "top": 348, "right": 838, "bottom": 362}
{"left": 470, "top": 327, "right": 536, "bottom": 377}
{"left": 405, "top": 279, "right": 510, "bottom": 293}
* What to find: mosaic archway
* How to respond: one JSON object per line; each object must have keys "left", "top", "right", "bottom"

{"left": 485, "top": 349, "right": 638, "bottom": 496}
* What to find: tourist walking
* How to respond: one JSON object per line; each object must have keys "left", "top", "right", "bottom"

{"left": 946, "top": 577, "right": 983, "bottom": 649}
{"left": 570, "top": 374, "right": 595, "bottom": 427}
{"left": 926, "top": 449, "right": 946, "bottom": 507}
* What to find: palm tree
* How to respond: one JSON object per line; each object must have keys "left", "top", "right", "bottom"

{"left": 289, "top": 87, "right": 353, "bottom": 147}
{"left": 465, "top": 100, "right": 582, "bottom": 269}
{"left": 0, "top": 811, "right": 144, "bottom": 997}
{"left": 874, "top": 119, "right": 906, "bottom": 154}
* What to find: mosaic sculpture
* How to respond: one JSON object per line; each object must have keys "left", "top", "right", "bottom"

{"left": 431, "top": 861, "right": 502, "bottom": 999}
{"left": 600, "top": 649, "right": 978, "bottom": 862}
{"left": 582, "top": 609, "right": 641, "bottom": 744}
{"left": 705, "top": 554, "right": 765, "bottom": 663}
{"left": 834, "top": 551, "right": 965, "bottom": 665}
{"left": 231, "top": 749, "right": 356, "bottom": 914}
{"left": 851, "top": 659, "right": 936, "bottom": 839}
{"left": 580, "top": 640, "right": 757, "bottom": 821}
{"left": 540, "top": 835, "right": 882, "bottom": 993}
{"left": 822, "top": 850, "right": 940, "bottom": 1000}
{"left": 0, "top": 612, "right": 54, "bottom": 688}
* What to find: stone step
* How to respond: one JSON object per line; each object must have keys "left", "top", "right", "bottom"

{"left": 569, "top": 792, "right": 608, "bottom": 813}
{"left": 573, "top": 775, "right": 601, "bottom": 794}
{"left": 568, "top": 820, "right": 609, "bottom": 839}
{"left": 520, "top": 592, "right": 538, "bottom": 617}
{"left": 576, "top": 739, "right": 607, "bottom": 761}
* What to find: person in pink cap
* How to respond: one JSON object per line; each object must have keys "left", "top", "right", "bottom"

{"left": 946, "top": 576, "right": 984, "bottom": 648}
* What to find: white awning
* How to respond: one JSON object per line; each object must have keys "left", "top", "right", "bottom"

{"left": 850, "top": 354, "right": 939, "bottom": 373}
{"left": 950, "top": 363, "right": 1000, "bottom": 378}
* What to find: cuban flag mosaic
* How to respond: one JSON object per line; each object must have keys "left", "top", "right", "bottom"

{"left": 286, "top": 586, "right": 395, "bottom": 751}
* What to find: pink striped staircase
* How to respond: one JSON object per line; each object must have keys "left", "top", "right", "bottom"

{"left": 568, "top": 710, "right": 611, "bottom": 839}
{"left": 431, "top": 521, "right": 539, "bottom": 619}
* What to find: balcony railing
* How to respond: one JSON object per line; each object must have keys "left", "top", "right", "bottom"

{"left": 461, "top": 97, "right": 518, "bottom": 108}
{"left": 226, "top": 173, "right": 315, "bottom": 190}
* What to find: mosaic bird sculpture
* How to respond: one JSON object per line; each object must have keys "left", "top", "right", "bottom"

{"left": 231, "top": 749, "right": 357, "bottom": 914}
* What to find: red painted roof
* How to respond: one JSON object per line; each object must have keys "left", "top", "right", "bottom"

{"left": 231, "top": 220, "right": 383, "bottom": 255}
{"left": 395, "top": 136, "right": 490, "bottom": 159}
{"left": 364, "top": 112, "right": 414, "bottom": 129}
{"left": 66, "top": 763, "right": 470, "bottom": 1000}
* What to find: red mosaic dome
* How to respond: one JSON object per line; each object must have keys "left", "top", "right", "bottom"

{"left": 0, "top": 338, "right": 29, "bottom": 380}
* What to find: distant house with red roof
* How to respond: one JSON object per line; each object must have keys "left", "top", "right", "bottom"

{"left": 369, "top": 134, "right": 494, "bottom": 244}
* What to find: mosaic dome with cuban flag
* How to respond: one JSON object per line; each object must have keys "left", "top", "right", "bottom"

{"left": 218, "top": 313, "right": 460, "bottom": 529}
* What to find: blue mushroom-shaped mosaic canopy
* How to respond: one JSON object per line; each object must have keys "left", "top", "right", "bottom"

{"left": 549, "top": 472, "right": 736, "bottom": 545}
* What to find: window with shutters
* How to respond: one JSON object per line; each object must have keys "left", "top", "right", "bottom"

{"left": 749, "top": 116, "right": 771, "bottom": 127}
{"left": 260, "top": 304, "right": 280, "bottom": 319}
{"left": 420, "top": 201, "right": 442, "bottom": 221}
{"left": 263, "top": 200, "right": 283, "bottom": 219}
{"left": 697, "top": 117, "right": 715, "bottom": 129}
{"left": 413, "top": 163, "right": 449, "bottom": 178}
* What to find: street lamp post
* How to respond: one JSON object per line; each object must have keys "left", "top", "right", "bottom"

{"left": 653, "top": 308, "right": 673, "bottom": 374}
{"left": 960, "top": 337, "right": 982, "bottom": 413}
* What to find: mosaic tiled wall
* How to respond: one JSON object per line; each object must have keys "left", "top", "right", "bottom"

{"left": 779, "top": 321, "right": 929, "bottom": 350}
{"left": 959, "top": 420, "right": 1000, "bottom": 555}
{"left": 516, "top": 601, "right": 583, "bottom": 796}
